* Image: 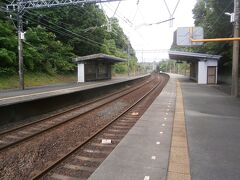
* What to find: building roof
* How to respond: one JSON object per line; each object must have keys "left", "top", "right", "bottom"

{"left": 169, "top": 51, "right": 222, "bottom": 62}
{"left": 75, "top": 53, "right": 127, "bottom": 63}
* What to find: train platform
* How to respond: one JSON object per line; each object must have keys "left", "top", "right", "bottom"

{"left": 0, "top": 75, "right": 148, "bottom": 107}
{"left": 180, "top": 77, "right": 240, "bottom": 180}
{"left": 88, "top": 74, "right": 240, "bottom": 180}
{"left": 89, "top": 74, "right": 178, "bottom": 180}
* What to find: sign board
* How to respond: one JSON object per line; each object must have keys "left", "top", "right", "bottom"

{"left": 176, "top": 27, "right": 204, "bottom": 46}
{"left": 20, "top": 32, "right": 25, "bottom": 40}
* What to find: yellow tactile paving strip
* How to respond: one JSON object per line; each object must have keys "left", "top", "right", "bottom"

{"left": 167, "top": 81, "right": 191, "bottom": 180}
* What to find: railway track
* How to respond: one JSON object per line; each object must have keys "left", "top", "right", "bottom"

{"left": 0, "top": 74, "right": 169, "bottom": 180}
{"left": 0, "top": 77, "right": 153, "bottom": 152}
{"left": 33, "top": 74, "right": 169, "bottom": 179}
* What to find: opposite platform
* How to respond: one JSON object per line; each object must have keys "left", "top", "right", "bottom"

{"left": 88, "top": 75, "right": 178, "bottom": 180}
{"left": 0, "top": 75, "right": 149, "bottom": 107}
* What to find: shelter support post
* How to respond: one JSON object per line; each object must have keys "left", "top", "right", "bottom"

{"left": 231, "top": 0, "right": 239, "bottom": 97}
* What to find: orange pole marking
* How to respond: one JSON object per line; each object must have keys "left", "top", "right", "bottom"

{"left": 190, "top": 37, "right": 240, "bottom": 42}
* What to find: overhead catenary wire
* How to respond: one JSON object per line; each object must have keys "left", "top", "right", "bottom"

{"left": 162, "top": 0, "right": 180, "bottom": 27}
{"left": 112, "top": 0, "right": 121, "bottom": 18}
{"left": 24, "top": 7, "right": 111, "bottom": 48}
{"left": 103, "top": 2, "right": 144, "bottom": 38}
{"left": 172, "top": 0, "right": 181, "bottom": 16}
{"left": 106, "top": 6, "right": 146, "bottom": 49}
{"left": 104, "top": 1, "right": 152, "bottom": 58}
{"left": 131, "top": 0, "right": 141, "bottom": 25}
{"left": 3, "top": 0, "right": 126, "bottom": 90}
{"left": 2, "top": 1, "right": 134, "bottom": 52}
{"left": 23, "top": 12, "right": 105, "bottom": 49}
{"left": 4, "top": 2, "right": 135, "bottom": 54}
{"left": 1, "top": 3, "right": 107, "bottom": 50}
{"left": 104, "top": 3, "right": 132, "bottom": 26}
{"left": 4, "top": 0, "right": 129, "bottom": 49}
{"left": 20, "top": 15, "right": 100, "bottom": 49}
{"left": 163, "top": 0, "right": 171, "bottom": 15}
{"left": 162, "top": 0, "right": 181, "bottom": 16}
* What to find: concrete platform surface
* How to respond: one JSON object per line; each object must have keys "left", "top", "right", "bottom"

{"left": 88, "top": 75, "right": 177, "bottom": 180}
{"left": 0, "top": 75, "right": 148, "bottom": 106}
{"left": 88, "top": 74, "right": 240, "bottom": 180}
{"left": 181, "top": 78, "right": 240, "bottom": 180}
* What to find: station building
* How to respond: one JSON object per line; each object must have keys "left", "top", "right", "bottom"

{"left": 75, "top": 53, "right": 126, "bottom": 82}
{"left": 169, "top": 51, "right": 222, "bottom": 84}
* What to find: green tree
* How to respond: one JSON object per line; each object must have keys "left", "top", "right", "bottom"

{"left": 0, "top": 19, "right": 17, "bottom": 75}
{"left": 171, "top": 0, "right": 234, "bottom": 75}
{"left": 0, "top": 2, "right": 138, "bottom": 76}
{"left": 25, "top": 26, "right": 75, "bottom": 74}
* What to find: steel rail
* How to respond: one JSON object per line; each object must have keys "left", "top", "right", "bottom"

{"left": 32, "top": 74, "right": 169, "bottom": 179}
{"left": 0, "top": 77, "right": 154, "bottom": 152}
{"left": 0, "top": 77, "right": 152, "bottom": 136}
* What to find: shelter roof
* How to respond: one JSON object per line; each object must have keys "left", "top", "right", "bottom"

{"left": 169, "top": 51, "right": 222, "bottom": 62}
{"left": 75, "top": 53, "right": 126, "bottom": 63}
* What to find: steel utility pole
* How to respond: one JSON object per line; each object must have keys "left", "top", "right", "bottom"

{"left": 17, "top": 0, "right": 24, "bottom": 89}
{"left": 231, "top": 0, "right": 240, "bottom": 97}
{"left": 127, "top": 41, "right": 130, "bottom": 77}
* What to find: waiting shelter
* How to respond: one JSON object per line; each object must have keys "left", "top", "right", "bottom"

{"left": 169, "top": 51, "right": 222, "bottom": 84}
{"left": 75, "top": 53, "right": 126, "bottom": 82}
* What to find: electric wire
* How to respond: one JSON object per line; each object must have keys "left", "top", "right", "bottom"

{"left": 104, "top": 3, "right": 132, "bottom": 26}
{"left": 2, "top": 1, "right": 115, "bottom": 49}
{"left": 172, "top": 0, "right": 181, "bottom": 16}
{"left": 104, "top": 2, "right": 149, "bottom": 57}
{"left": 24, "top": 10, "right": 110, "bottom": 49}
{"left": 112, "top": 0, "right": 121, "bottom": 18}
{"left": 1, "top": 4, "right": 106, "bottom": 50}
{"left": 24, "top": 13, "right": 104, "bottom": 49}
{"left": 25, "top": 11, "right": 105, "bottom": 45}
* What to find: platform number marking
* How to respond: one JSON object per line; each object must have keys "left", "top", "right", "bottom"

{"left": 144, "top": 176, "right": 150, "bottom": 180}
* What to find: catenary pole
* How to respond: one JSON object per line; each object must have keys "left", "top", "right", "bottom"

{"left": 17, "top": 0, "right": 24, "bottom": 90}
{"left": 127, "top": 40, "right": 130, "bottom": 77}
{"left": 231, "top": 0, "right": 239, "bottom": 97}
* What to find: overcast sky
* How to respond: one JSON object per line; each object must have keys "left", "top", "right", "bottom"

{"left": 102, "top": 0, "right": 197, "bottom": 62}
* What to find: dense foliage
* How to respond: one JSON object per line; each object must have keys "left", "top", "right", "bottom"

{"left": 0, "top": 2, "right": 137, "bottom": 76}
{"left": 171, "top": 0, "right": 234, "bottom": 75}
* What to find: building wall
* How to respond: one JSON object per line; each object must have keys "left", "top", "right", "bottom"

{"left": 198, "top": 61, "right": 207, "bottom": 84}
{"left": 78, "top": 63, "right": 85, "bottom": 82}
{"left": 80, "top": 61, "right": 112, "bottom": 82}
{"left": 190, "top": 62, "right": 198, "bottom": 81}
{"left": 198, "top": 60, "right": 218, "bottom": 84}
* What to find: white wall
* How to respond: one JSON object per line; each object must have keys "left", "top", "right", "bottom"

{"left": 197, "top": 60, "right": 218, "bottom": 84}
{"left": 78, "top": 63, "right": 85, "bottom": 82}
{"left": 198, "top": 61, "right": 207, "bottom": 84}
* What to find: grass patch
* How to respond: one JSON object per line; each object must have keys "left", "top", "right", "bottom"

{"left": 0, "top": 73, "right": 77, "bottom": 90}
